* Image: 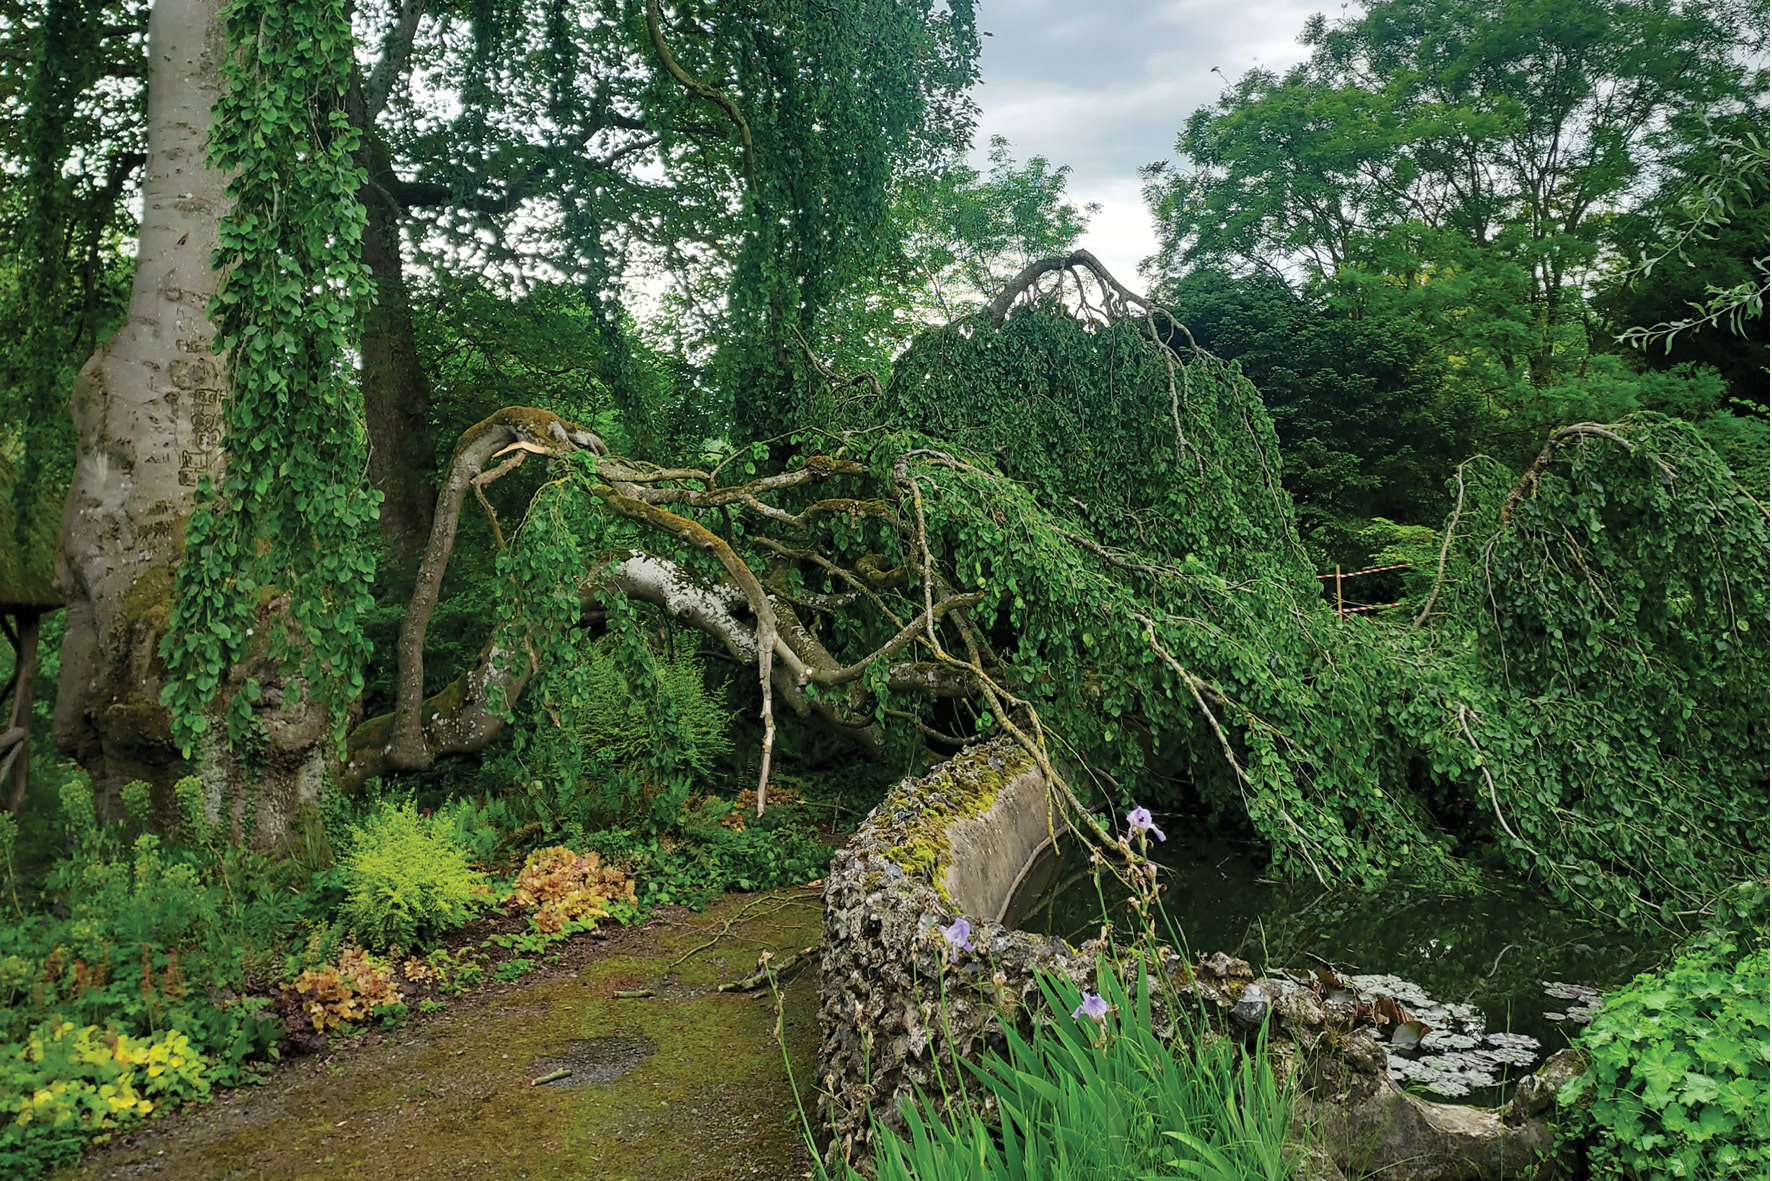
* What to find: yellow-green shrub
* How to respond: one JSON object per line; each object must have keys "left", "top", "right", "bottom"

{"left": 1, "top": 1019, "right": 210, "bottom": 1175}
{"left": 338, "top": 799, "right": 489, "bottom": 950}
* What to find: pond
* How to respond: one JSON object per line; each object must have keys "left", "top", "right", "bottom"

{"left": 1007, "top": 832, "right": 1678, "bottom": 1105}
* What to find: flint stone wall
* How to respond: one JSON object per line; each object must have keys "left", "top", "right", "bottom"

{"left": 817, "top": 739, "right": 1576, "bottom": 1179}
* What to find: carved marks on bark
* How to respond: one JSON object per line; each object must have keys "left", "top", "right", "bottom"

{"left": 169, "top": 336, "right": 224, "bottom": 486}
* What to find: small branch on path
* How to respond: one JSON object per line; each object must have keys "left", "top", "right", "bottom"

{"left": 717, "top": 945, "right": 817, "bottom": 993}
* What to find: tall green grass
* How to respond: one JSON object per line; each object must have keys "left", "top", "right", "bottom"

{"left": 827, "top": 966, "right": 1295, "bottom": 1181}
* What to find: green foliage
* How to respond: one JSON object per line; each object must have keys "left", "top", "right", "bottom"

{"left": 1558, "top": 883, "right": 1771, "bottom": 1179}
{"left": 1615, "top": 126, "right": 1771, "bottom": 352}
{"left": 583, "top": 813, "right": 830, "bottom": 910}
{"left": 830, "top": 968, "right": 1294, "bottom": 1181}
{"left": 0, "top": 811, "right": 18, "bottom": 914}
{"left": 491, "top": 959, "right": 535, "bottom": 983}
{"left": 0, "top": 1020, "right": 211, "bottom": 1179}
{"left": 0, "top": 775, "right": 307, "bottom": 1177}
{"left": 817, "top": 136, "right": 1099, "bottom": 377}
{"left": 473, "top": 296, "right": 1763, "bottom": 921}
{"left": 685, "top": 0, "right": 981, "bottom": 441}
{"left": 337, "top": 799, "right": 488, "bottom": 951}
{"left": 573, "top": 636, "right": 733, "bottom": 787}
{"left": 1423, "top": 418, "right": 1769, "bottom": 918}
{"left": 0, "top": 0, "right": 140, "bottom": 572}
{"left": 845, "top": 314, "right": 1451, "bottom": 889}
{"left": 1597, "top": 106, "right": 1770, "bottom": 416}
{"left": 57, "top": 774, "right": 97, "bottom": 847}
{"left": 161, "top": 0, "right": 378, "bottom": 754}
{"left": 502, "top": 572, "right": 737, "bottom": 833}
{"left": 1144, "top": 0, "right": 1766, "bottom": 458}
{"left": 1155, "top": 268, "right": 1487, "bottom": 555}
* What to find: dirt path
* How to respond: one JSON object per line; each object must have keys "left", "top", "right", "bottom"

{"left": 60, "top": 890, "right": 827, "bottom": 1181}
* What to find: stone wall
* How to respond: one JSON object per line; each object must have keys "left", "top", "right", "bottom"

{"left": 816, "top": 740, "right": 1573, "bottom": 1180}
{"left": 816, "top": 739, "right": 1095, "bottom": 1164}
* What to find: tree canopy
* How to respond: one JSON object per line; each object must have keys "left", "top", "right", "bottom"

{"left": 0, "top": 0, "right": 1760, "bottom": 931}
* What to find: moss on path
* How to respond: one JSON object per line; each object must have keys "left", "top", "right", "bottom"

{"left": 62, "top": 890, "right": 826, "bottom": 1181}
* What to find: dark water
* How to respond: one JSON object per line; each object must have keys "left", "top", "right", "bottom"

{"left": 1009, "top": 834, "right": 1677, "bottom": 1104}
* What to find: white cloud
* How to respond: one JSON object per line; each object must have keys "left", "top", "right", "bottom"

{"left": 967, "top": 0, "right": 1324, "bottom": 281}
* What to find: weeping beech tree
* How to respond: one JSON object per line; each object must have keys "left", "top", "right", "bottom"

{"left": 334, "top": 251, "right": 1764, "bottom": 925}
{"left": 46, "top": 2, "right": 1763, "bottom": 919}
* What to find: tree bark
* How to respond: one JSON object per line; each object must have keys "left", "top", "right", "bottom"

{"left": 54, "top": 0, "right": 228, "bottom": 819}
{"left": 3, "top": 610, "right": 41, "bottom": 815}
{"left": 357, "top": 155, "right": 438, "bottom": 567}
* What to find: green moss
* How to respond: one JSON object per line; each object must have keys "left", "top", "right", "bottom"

{"left": 121, "top": 564, "right": 175, "bottom": 633}
{"left": 452, "top": 406, "right": 582, "bottom": 460}
{"left": 61, "top": 892, "right": 824, "bottom": 1181}
{"left": 104, "top": 691, "right": 173, "bottom": 746}
{"left": 345, "top": 710, "right": 392, "bottom": 755}
{"left": 876, "top": 743, "right": 1034, "bottom": 900}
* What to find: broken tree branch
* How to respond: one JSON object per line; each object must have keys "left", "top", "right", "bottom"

{"left": 1135, "top": 613, "right": 1325, "bottom": 886}
{"left": 1502, "top": 423, "right": 1669, "bottom": 523}
{"left": 1413, "top": 460, "right": 1472, "bottom": 629}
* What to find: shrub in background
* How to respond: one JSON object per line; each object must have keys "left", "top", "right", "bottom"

{"left": 1558, "top": 882, "right": 1770, "bottom": 1179}
{"left": 337, "top": 798, "right": 488, "bottom": 951}
{"left": 584, "top": 807, "right": 830, "bottom": 910}
{"left": 574, "top": 635, "right": 732, "bottom": 782}
{"left": 508, "top": 627, "right": 736, "bottom": 837}
{"left": 5, "top": 780, "right": 286, "bottom": 1081}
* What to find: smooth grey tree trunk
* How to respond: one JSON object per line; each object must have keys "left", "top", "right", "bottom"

{"left": 52, "top": 0, "right": 334, "bottom": 848}
{"left": 55, "top": 0, "right": 229, "bottom": 824}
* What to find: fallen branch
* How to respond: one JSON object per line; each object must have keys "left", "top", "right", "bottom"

{"left": 1501, "top": 423, "right": 1668, "bottom": 523}
{"left": 1413, "top": 460, "right": 1472, "bottom": 629}
{"left": 979, "top": 249, "right": 1153, "bottom": 328}
{"left": 666, "top": 895, "right": 806, "bottom": 971}
{"left": 717, "top": 944, "right": 817, "bottom": 993}
{"left": 1135, "top": 614, "right": 1325, "bottom": 886}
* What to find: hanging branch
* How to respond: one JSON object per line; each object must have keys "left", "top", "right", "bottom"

{"left": 1134, "top": 614, "right": 1325, "bottom": 886}
{"left": 1456, "top": 703, "right": 1538, "bottom": 861}
{"left": 645, "top": 0, "right": 756, "bottom": 189}
{"left": 1413, "top": 459, "right": 1472, "bottom": 629}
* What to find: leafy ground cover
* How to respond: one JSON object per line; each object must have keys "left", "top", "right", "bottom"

{"left": 1557, "top": 882, "right": 1771, "bottom": 1179}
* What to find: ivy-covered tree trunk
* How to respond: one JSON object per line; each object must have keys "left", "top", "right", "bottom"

{"left": 152, "top": 0, "right": 376, "bottom": 850}
{"left": 54, "top": 0, "right": 227, "bottom": 817}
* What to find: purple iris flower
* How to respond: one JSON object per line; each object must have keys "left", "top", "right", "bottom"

{"left": 942, "top": 917, "right": 974, "bottom": 961}
{"left": 1126, "top": 806, "right": 1166, "bottom": 842}
{"left": 1072, "top": 992, "right": 1109, "bottom": 1021}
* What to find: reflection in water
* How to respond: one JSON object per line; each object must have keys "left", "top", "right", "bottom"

{"left": 1011, "top": 833, "right": 1675, "bottom": 1103}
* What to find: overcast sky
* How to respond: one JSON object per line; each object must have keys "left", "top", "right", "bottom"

{"left": 967, "top": 0, "right": 1327, "bottom": 285}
